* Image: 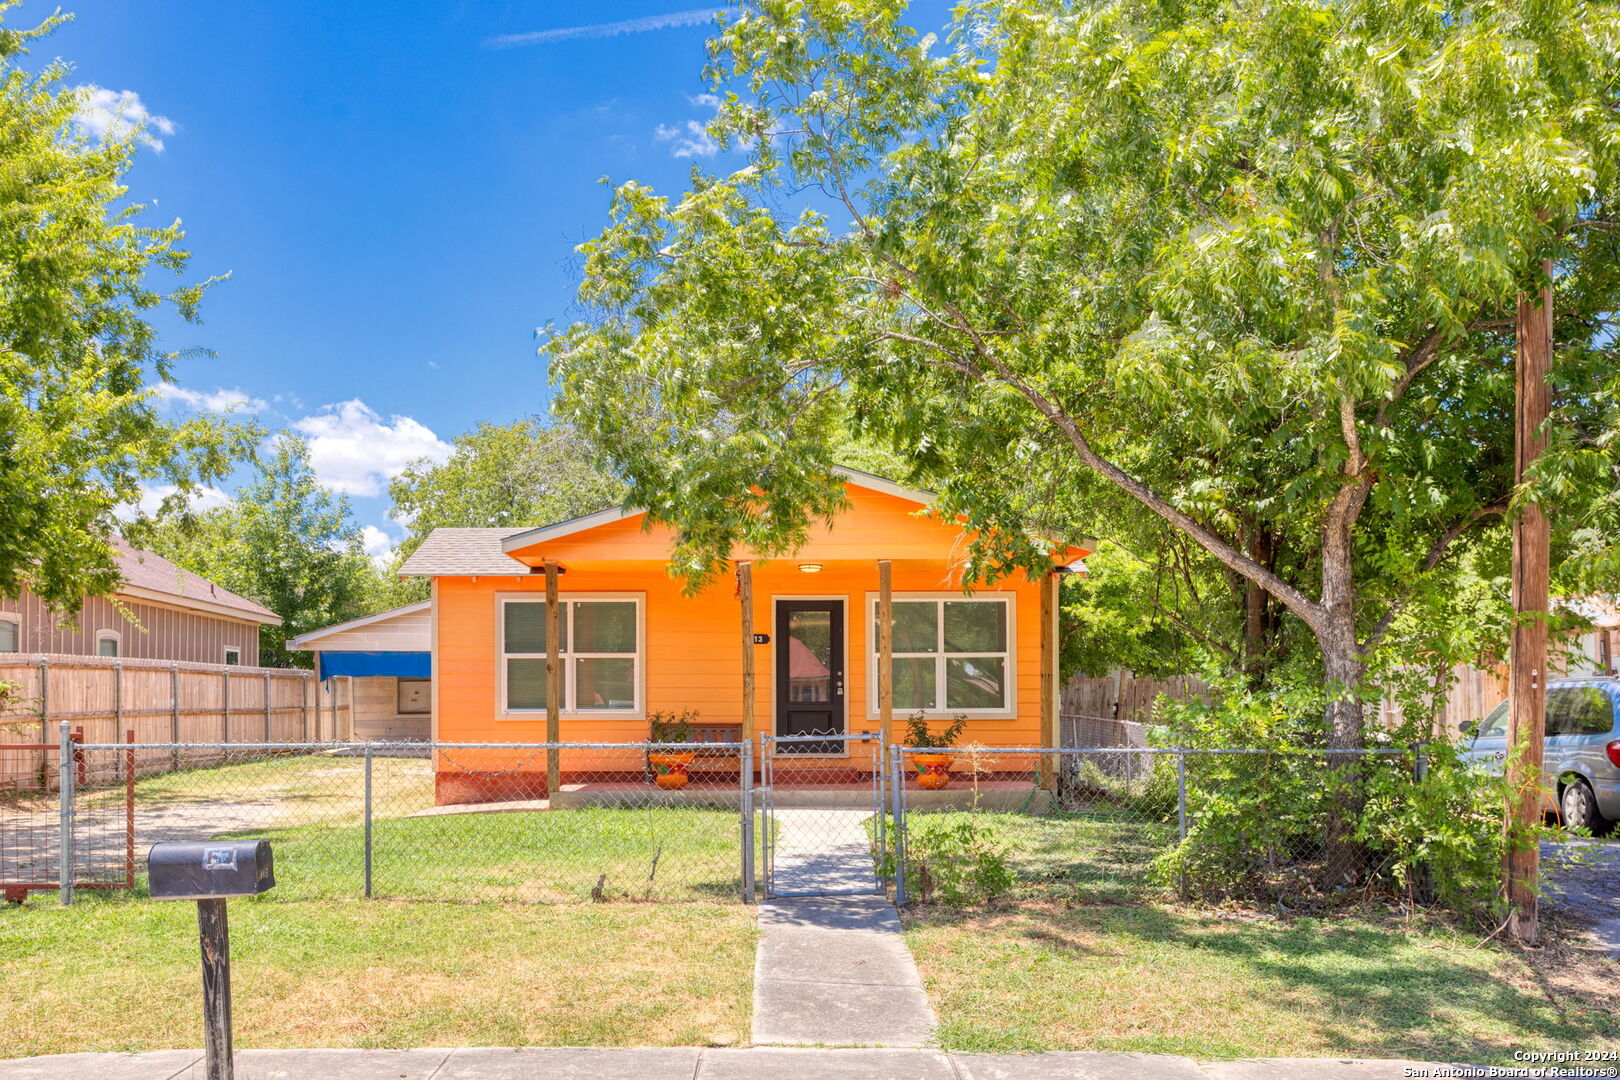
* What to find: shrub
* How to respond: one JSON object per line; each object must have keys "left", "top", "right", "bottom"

{"left": 1149, "top": 684, "right": 1534, "bottom": 921}
{"left": 905, "top": 812, "right": 1015, "bottom": 906}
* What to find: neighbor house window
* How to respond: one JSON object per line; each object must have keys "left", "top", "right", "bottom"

{"left": 223, "top": 648, "right": 242, "bottom": 666}
{"left": 397, "top": 678, "right": 430, "bottom": 714}
{"left": 0, "top": 616, "right": 17, "bottom": 653}
{"left": 96, "top": 631, "right": 120, "bottom": 657}
{"left": 871, "top": 596, "right": 1012, "bottom": 713}
{"left": 501, "top": 596, "right": 641, "bottom": 713}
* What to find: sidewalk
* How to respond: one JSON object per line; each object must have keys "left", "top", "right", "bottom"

{"left": 752, "top": 895, "right": 934, "bottom": 1046}
{"left": 0, "top": 1047, "right": 1475, "bottom": 1080}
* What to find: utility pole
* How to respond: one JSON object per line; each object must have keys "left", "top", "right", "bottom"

{"left": 1505, "top": 261, "right": 1551, "bottom": 946}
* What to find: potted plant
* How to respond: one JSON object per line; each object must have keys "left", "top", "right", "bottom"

{"left": 647, "top": 709, "right": 700, "bottom": 790}
{"left": 905, "top": 712, "right": 967, "bottom": 790}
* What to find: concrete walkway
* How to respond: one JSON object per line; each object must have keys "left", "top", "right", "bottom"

{"left": 0, "top": 1047, "right": 1481, "bottom": 1079}
{"left": 752, "top": 896, "right": 934, "bottom": 1046}
{"left": 768, "top": 808, "right": 879, "bottom": 895}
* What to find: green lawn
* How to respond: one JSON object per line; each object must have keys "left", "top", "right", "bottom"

{"left": 253, "top": 805, "right": 748, "bottom": 903}
{"left": 905, "top": 903, "right": 1620, "bottom": 1064}
{"left": 901, "top": 808, "right": 1177, "bottom": 905}
{"left": 0, "top": 895, "right": 756, "bottom": 1057}
{"left": 66, "top": 753, "right": 749, "bottom": 904}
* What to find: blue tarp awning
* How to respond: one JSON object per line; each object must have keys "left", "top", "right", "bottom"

{"left": 317, "top": 651, "right": 430, "bottom": 682}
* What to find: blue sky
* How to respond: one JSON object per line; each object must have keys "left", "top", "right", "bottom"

{"left": 51, "top": 2, "right": 755, "bottom": 554}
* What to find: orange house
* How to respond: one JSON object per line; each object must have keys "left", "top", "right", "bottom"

{"left": 399, "top": 469, "right": 1090, "bottom": 803}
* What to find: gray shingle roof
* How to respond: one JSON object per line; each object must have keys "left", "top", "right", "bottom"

{"left": 397, "top": 528, "right": 532, "bottom": 578}
{"left": 113, "top": 540, "right": 281, "bottom": 623}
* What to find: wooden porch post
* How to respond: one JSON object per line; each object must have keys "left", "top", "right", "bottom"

{"left": 1040, "top": 570, "right": 1059, "bottom": 789}
{"left": 545, "top": 559, "right": 561, "bottom": 794}
{"left": 877, "top": 561, "right": 893, "bottom": 745}
{"left": 739, "top": 562, "right": 755, "bottom": 761}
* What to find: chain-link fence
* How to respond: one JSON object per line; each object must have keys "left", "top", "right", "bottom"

{"left": 14, "top": 729, "right": 1433, "bottom": 911}
{"left": 51, "top": 737, "right": 754, "bottom": 904}
{"left": 889, "top": 745, "right": 1424, "bottom": 907}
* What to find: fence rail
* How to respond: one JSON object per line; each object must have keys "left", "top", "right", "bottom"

{"left": 0, "top": 655, "right": 352, "bottom": 791}
{"left": 13, "top": 734, "right": 755, "bottom": 905}
{"left": 8, "top": 733, "right": 1433, "bottom": 911}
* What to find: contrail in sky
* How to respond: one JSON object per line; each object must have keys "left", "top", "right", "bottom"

{"left": 486, "top": 9, "right": 720, "bottom": 48}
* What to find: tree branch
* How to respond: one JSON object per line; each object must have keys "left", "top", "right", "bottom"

{"left": 1358, "top": 501, "right": 1510, "bottom": 651}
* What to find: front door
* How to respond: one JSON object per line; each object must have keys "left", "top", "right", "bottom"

{"left": 775, "top": 600, "right": 845, "bottom": 749}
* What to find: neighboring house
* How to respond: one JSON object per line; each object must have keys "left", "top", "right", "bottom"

{"left": 287, "top": 602, "right": 432, "bottom": 741}
{"left": 399, "top": 468, "right": 1091, "bottom": 803}
{"left": 0, "top": 540, "right": 279, "bottom": 665}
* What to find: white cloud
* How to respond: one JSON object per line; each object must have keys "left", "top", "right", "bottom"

{"left": 657, "top": 92, "right": 723, "bottom": 159}
{"left": 121, "top": 483, "right": 234, "bottom": 520}
{"left": 155, "top": 383, "right": 268, "bottom": 414}
{"left": 74, "top": 86, "right": 176, "bottom": 152}
{"left": 292, "top": 400, "right": 452, "bottom": 498}
{"left": 655, "top": 119, "right": 718, "bottom": 159}
{"left": 359, "top": 525, "right": 396, "bottom": 560}
{"left": 487, "top": 8, "right": 717, "bottom": 47}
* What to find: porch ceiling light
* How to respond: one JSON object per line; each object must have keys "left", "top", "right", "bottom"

{"left": 798, "top": 563, "right": 823, "bottom": 573}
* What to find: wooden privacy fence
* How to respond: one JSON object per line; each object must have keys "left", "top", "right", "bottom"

{"left": 0, "top": 654, "right": 355, "bottom": 791}
{"left": 1061, "top": 673, "right": 1214, "bottom": 727}
{"left": 1066, "top": 665, "right": 1513, "bottom": 742}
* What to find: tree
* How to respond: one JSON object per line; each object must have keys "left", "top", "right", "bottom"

{"left": 148, "top": 436, "right": 377, "bottom": 666}
{"left": 550, "top": 0, "right": 1620, "bottom": 760}
{"left": 0, "top": 8, "right": 250, "bottom": 613}
{"left": 389, "top": 418, "right": 626, "bottom": 565}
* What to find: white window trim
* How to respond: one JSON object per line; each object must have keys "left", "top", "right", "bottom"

{"left": 0, "top": 612, "right": 19, "bottom": 653}
{"left": 498, "top": 593, "right": 645, "bottom": 718}
{"left": 223, "top": 647, "right": 242, "bottom": 666}
{"left": 96, "top": 629, "right": 122, "bottom": 657}
{"left": 865, "top": 592, "right": 1016, "bottom": 719}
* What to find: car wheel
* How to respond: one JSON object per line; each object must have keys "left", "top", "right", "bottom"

{"left": 1560, "top": 778, "right": 1615, "bottom": 837}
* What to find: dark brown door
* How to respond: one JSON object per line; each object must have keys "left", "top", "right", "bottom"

{"left": 775, "top": 600, "right": 845, "bottom": 751}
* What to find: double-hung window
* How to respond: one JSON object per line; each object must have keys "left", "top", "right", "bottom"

{"left": 501, "top": 596, "right": 641, "bottom": 713}
{"left": 872, "top": 596, "right": 1012, "bottom": 714}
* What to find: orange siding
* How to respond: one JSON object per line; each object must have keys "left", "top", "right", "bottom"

{"left": 505, "top": 487, "right": 998, "bottom": 568}
{"left": 434, "top": 483, "right": 1051, "bottom": 759}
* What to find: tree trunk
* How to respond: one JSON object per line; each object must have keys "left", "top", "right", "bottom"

{"left": 1242, "top": 526, "right": 1275, "bottom": 688}
{"left": 1320, "top": 508, "right": 1369, "bottom": 880}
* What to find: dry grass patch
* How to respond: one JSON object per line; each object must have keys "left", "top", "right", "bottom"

{"left": 904, "top": 902, "right": 1620, "bottom": 1064}
{"left": 0, "top": 895, "right": 755, "bottom": 1056}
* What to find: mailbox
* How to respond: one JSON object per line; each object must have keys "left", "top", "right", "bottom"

{"left": 148, "top": 841, "right": 275, "bottom": 900}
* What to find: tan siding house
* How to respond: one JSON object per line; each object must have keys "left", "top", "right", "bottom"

{"left": 288, "top": 602, "right": 432, "bottom": 741}
{"left": 0, "top": 541, "right": 280, "bottom": 666}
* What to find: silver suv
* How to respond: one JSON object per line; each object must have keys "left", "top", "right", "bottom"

{"left": 1462, "top": 678, "right": 1620, "bottom": 836}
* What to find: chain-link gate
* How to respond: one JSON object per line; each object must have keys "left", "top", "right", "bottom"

{"left": 1, "top": 725, "right": 137, "bottom": 904}
{"left": 758, "top": 732, "right": 886, "bottom": 898}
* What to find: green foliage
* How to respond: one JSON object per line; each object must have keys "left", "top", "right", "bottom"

{"left": 903, "top": 711, "right": 966, "bottom": 749}
{"left": 0, "top": 6, "right": 252, "bottom": 613}
{"left": 906, "top": 813, "right": 1017, "bottom": 906}
{"left": 1355, "top": 740, "right": 1517, "bottom": 914}
{"left": 145, "top": 436, "right": 378, "bottom": 666}
{"left": 647, "top": 709, "right": 701, "bottom": 743}
{"left": 1152, "top": 687, "right": 1530, "bottom": 919}
{"left": 550, "top": 0, "right": 1620, "bottom": 743}
{"left": 1060, "top": 542, "right": 1217, "bottom": 678}
{"left": 388, "top": 417, "right": 624, "bottom": 567}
